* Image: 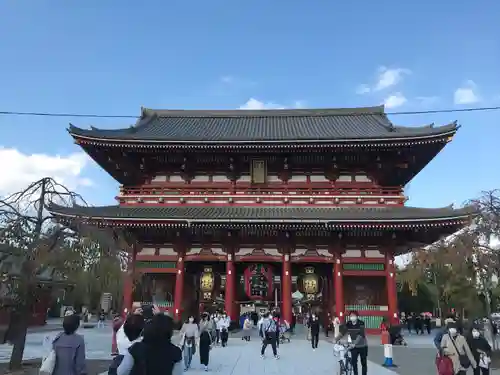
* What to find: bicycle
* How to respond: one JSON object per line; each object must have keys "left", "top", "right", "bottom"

{"left": 333, "top": 342, "right": 353, "bottom": 375}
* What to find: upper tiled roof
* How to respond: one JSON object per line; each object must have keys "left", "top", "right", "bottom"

{"left": 68, "top": 106, "right": 458, "bottom": 143}
{"left": 48, "top": 204, "right": 474, "bottom": 223}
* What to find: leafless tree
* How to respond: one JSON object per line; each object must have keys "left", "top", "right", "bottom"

{"left": 0, "top": 177, "right": 129, "bottom": 370}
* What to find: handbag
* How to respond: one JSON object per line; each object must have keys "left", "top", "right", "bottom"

{"left": 39, "top": 349, "right": 56, "bottom": 375}
{"left": 479, "top": 353, "right": 491, "bottom": 369}
{"left": 448, "top": 334, "right": 471, "bottom": 369}
{"left": 436, "top": 353, "right": 454, "bottom": 375}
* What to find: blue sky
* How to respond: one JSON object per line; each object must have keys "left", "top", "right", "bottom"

{"left": 0, "top": 0, "right": 498, "bottom": 207}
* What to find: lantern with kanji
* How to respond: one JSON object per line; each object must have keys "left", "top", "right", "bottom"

{"left": 243, "top": 264, "right": 274, "bottom": 301}
{"left": 200, "top": 266, "right": 215, "bottom": 301}
{"left": 298, "top": 266, "right": 322, "bottom": 301}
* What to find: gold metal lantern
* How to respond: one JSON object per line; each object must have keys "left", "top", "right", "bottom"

{"left": 200, "top": 266, "right": 215, "bottom": 300}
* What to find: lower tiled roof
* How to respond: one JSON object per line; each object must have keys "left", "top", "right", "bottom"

{"left": 47, "top": 204, "right": 474, "bottom": 223}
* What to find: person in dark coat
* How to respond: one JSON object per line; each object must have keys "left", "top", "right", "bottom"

{"left": 310, "top": 313, "right": 320, "bottom": 349}
{"left": 199, "top": 313, "right": 212, "bottom": 371}
{"left": 414, "top": 314, "right": 423, "bottom": 335}
{"left": 406, "top": 313, "right": 413, "bottom": 334}
{"left": 466, "top": 325, "right": 492, "bottom": 375}
{"left": 291, "top": 313, "right": 296, "bottom": 333}
{"left": 117, "top": 313, "right": 182, "bottom": 375}
{"left": 424, "top": 314, "right": 432, "bottom": 334}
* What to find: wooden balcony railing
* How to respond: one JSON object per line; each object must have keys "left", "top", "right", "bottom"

{"left": 120, "top": 184, "right": 403, "bottom": 197}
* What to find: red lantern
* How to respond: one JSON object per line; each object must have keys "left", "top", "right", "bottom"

{"left": 243, "top": 264, "right": 274, "bottom": 301}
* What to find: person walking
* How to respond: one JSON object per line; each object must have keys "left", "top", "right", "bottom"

{"left": 199, "top": 313, "right": 212, "bottom": 372}
{"left": 213, "top": 313, "right": 221, "bottom": 346}
{"left": 466, "top": 325, "right": 492, "bottom": 375}
{"left": 218, "top": 312, "right": 230, "bottom": 347}
{"left": 440, "top": 322, "right": 477, "bottom": 375}
{"left": 180, "top": 316, "right": 199, "bottom": 370}
{"left": 209, "top": 314, "right": 217, "bottom": 345}
{"left": 242, "top": 315, "right": 252, "bottom": 341}
{"left": 333, "top": 315, "right": 341, "bottom": 339}
{"left": 52, "top": 314, "right": 87, "bottom": 375}
{"left": 260, "top": 312, "right": 279, "bottom": 359}
{"left": 97, "top": 309, "right": 106, "bottom": 329}
{"left": 310, "top": 313, "right": 320, "bottom": 350}
{"left": 345, "top": 311, "right": 368, "bottom": 375}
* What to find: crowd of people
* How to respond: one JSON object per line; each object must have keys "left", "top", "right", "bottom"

{"left": 402, "top": 312, "right": 433, "bottom": 335}
{"left": 41, "top": 304, "right": 499, "bottom": 375}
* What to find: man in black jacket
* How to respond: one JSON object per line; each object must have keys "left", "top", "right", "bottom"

{"left": 345, "top": 311, "right": 368, "bottom": 375}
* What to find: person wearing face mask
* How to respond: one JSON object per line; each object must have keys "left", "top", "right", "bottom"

{"left": 310, "top": 313, "right": 320, "bottom": 350}
{"left": 342, "top": 311, "right": 368, "bottom": 375}
{"left": 440, "top": 322, "right": 477, "bottom": 375}
{"left": 217, "top": 313, "right": 230, "bottom": 347}
{"left": 466, "top": 325, "right": 491, "bottom": 375}
{"left": 198, "top": 313, "right": 212, "bottom": 372}
{"left": 213, "top": 313, "right": 221, "bottom": 346}
{"left": 180, "top": 316, "right": 199, "bottom": 371}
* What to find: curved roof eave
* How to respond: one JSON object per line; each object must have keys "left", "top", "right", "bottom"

{"left": 67, "top": 123, "right": 458, "bottom": 145}
{"left": 47, "top": 203, "right": 476, "bottom": 224}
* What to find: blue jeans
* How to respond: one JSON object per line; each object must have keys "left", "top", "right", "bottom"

{"left": 183, "top": 345, "right": 194, "bottom": 369}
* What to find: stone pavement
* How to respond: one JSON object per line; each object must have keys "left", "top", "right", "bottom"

{"left": 4, "top": 324, "right": 500, "bottom": 375}
{"left": 0, "top": 325, "right": 113, "bottom": 362}
{"left": 100, "top": 338, "right": 396, "bottom": 375}
{"left": 1, "top": 325, "right": 395, "bottom": 375}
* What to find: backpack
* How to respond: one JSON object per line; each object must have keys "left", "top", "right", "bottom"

{"left": 434, "top": 329, "right": 445, "bottom": 349}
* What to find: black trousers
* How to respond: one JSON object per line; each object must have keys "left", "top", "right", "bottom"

{"left": 351, "top": 347, "right": 368, "bottom": 375}
{"left": 261, "top": 334, "right": 277, "bottom": 356}
{"left": 473, "top": 368, "right": 490, "bottom": 375}
{"left": 311, "top": 332, "right": 319, "bottom": 348}
{"left": 215, "top": 329, "right": 220, "bottom": 344}
{"left": 220, "top": 329, "right": 228, "bottom": 346}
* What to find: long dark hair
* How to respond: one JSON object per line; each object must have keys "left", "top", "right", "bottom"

{"left": 143, "top": 314, "right": 174, "bottom": 345}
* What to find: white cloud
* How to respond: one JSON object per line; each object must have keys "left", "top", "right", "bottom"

{"left": 383, "top": 93, "right": 407, "bottom": 109}
{"left": 454, "top": 80, "right": 480, "bottom": 105}
{"left": 356, "top": 66, "right": 411, "bottom": 95}
{"left": 375, "top": 67, "right": 411, "bottom": 91}
{"left": 239, "top": 98, "right": 286, "bottom": 110}
{"left": 0, "top": 147, "right": 92, "bottom": 197}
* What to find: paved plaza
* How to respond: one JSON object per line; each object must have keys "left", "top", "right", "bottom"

{"left": 0, "top": 324, "right": 391, "bottom": 375}
{"left": 2, "top": 324, "right": 500, "bottom": 375}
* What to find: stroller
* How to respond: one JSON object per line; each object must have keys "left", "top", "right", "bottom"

{"left": 279, "top": 321, "right": 291, "bottom": 344}
{"left": 389, "top": 325, "right": 407, "bottom": 346}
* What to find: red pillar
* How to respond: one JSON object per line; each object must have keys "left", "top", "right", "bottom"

{"left": 386, "top": 251, "right": 398, "bottom": 325}
{"left": 123, "top": 275, "right": 133, "bottom": 316}
{"left": 122, "top": 249, "right": 136, "bottom": 317}
{"left": 334, "top": 257, "right": 344, "bottom": 321}
{"left": 281, "top": 253, "right": 293, "bottom": 324}
{"left": 225, "top": 253, "right": 236, "bottom": 322}
{"left": 173, "top": 254, "right": 185, "bottom": 321}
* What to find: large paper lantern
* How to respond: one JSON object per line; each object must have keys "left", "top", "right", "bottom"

{"left": 243, "top": 264, "right": 274, "bottom": 301}
{"left": 200, "top": 266, "right": 215, "bottom": 300}
{"left": 298, "top": 266, "right": 322, "bottom": 301}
